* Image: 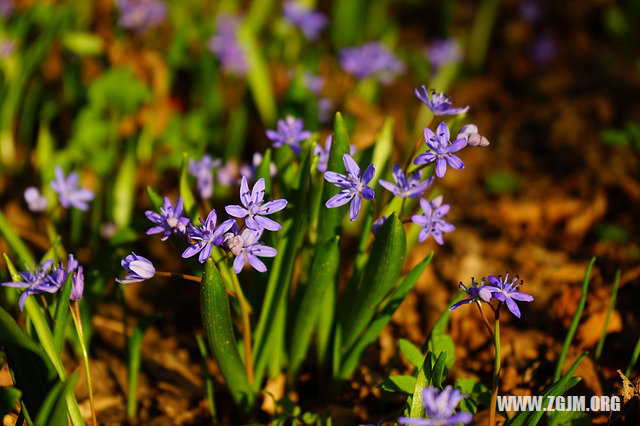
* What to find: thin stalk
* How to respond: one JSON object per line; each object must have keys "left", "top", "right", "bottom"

{"left": 69, "top": 301, "right": 97, "bottom": 426}
{"left": 489, "top": 304, "right": 501, "bottom": 426}
{"left": 228, "top": 267, "right": 254, "bottom": 385}
{"left": 595, "top": 269, "right": 621, "bottom": 361}
{"left": 155, "top": 271, "right": 237, "bottom": 298}
{"left": 626, "top": 335, "right": 640, "bottom": 377}
{"left": 475, "top": 302, "right": 494, "bottom": 340}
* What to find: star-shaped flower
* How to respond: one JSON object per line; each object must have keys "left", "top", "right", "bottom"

{"left": 225, "top": 176, "right": 288, "bottom": 231}
{"left": 414, "top": 122, "right": 467, "bottom": 178}
{"left": 481, "top": 273, "right": 534, "bottom": 318}
{"left": 379, "top": 165, "right": 434, "bottom": 198}
{"left": 415, "top": 86, "right": 469, "bottom": 116}
{"left": 145, "top": 196, "right": 191, "bottom": 241}
{"left": 324, "top": 154, "right": 375, "bottom": 221}
{"left": 411, "top": 196, "right": 455, "bottom": 245}
{"left": 266, "top": 116, "right": 312, "bottom": 155}
{"left": 224, "top": 228, "right": 278, "bottom": 274}
{"left": 183, "top": 209, "right": 236, "bottom": 263}
{"left": 50, "top": 166, "right": 94, "bottom": 211}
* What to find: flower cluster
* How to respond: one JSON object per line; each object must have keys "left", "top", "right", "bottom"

{"left": 450, "top": 273, "right": 534, "bottom": 318}
{"left": 117, "top": 0, "right": 167, "bottom": 33}
{"left": 283, "top": 1, "right": 328, "bottom": 41}
{"left": 339, "top": 42, "right": 405, "bottom": 83}
{"left": 398, "top": 385, "right": 472, "bottom": 425}
{"left": 2, "top": 255, "right": 85, "bottom": 310}
{"left": 209, "top": 15, "right": 247, "bottom": 75}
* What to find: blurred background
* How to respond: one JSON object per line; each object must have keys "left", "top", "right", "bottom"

{"left": 1, "top": 0, "right": 640, "bottom": 423}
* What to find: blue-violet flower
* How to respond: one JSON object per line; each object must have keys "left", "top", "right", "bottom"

{"left": 1, "top": 260, "right": 58, "bottom": 311}
{"left": 224, "top": 228, "right": 277, "bottom": 274}
{"left": 379, "top": 165, "right": 434, "bottom": 198}
{"left": 225, "top": 176, "right": 287, "bottom": 231}
{"left": 266, "top": 115, "right": 312, "bottom": 155}
{"left": 189, "top": 155, "right": 221, "bottom": 199}
{"left": 145, "top": 196, "right": 190, "bottom": 240}
{"left": 415, "top": 86, "right": 469, "bottom": 116}
{"left": 450, "top": 277, "right": 493, "bottom": 311}
{"left": 50, "top": 166, "right": 94, "bottom": 211}
{"left": 481, "top": 273, "right": 534, "bottom": 318}
{"left": 24, "top": 187, "right": 47, "bottom": 212}
{"left": 339, "top": 42, "right": 405, "bottom": 83}
{"left": 116, "top": 253, "right": 156, "bottom": 284}
{"left": 324, "top": 154, "right": 375, "bottom": 221}
{"left": 283, "top": 1, "right": 328, "bottom": 40}
{"left": 411, "top": 196, "right": 455, "bottom": 245}
{"left": 414, "top": 122, "right": 466, "bottom": 178}
{"left": 117, "top": 0, "right": 167, "bottom": 33}
{"left": 183, "top": 209, "right": 236, "bottom": 263}
{"left": 398, "top": 385, "right": 472, "bottom": 425}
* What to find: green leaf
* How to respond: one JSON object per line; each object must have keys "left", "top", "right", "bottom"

{"left": 370, "top": 117, "right": 394, "bottom": 186}
{"left": 431, "top": 350, "right": 447, "bottom": 388}
{"left": 510, "top": 352, "right": 586, "bottom": 426}
{"left": 237, "top": 25, "right": 276, "bottom": 126}
{"left": 595, "top": 269, "right": 621, "bottom": 360}
{"left": 554, "top": 258, "right": 594, "bottom": 381}
{"left": 146, "top": 186, "right": 163, "bottom": 211}
{"left": 409, "top": 352, "right": 433, "bottom": 418}
{"left": 317, "top": 112, "right": 351, "bottom": 244}
{"left": 255, "top": 148, "right": 273, "bottom": 195}
{"left": 62, "top": 32, "right": 103, "bottom": 56}
{"left": 0, "top": 387, "right": 22, "bottom": 416}
{"left": 52, "top": 274, "right": 73, "bottom": 354}
{"left": 179, "top": 153, "right": 197, "bottom": 220}
{"left": 339, "top": 213, "right": 406, "bottom": 354}
{"left": 200, "top": 259, "right": 254, "bottom": 409}
{"left": 127, "top": 314, "right": 159, "bottom": 419}
{"left": 113, "top": 145, "right": 136, "bottom": 228}
{"left": 399, "top": 339, "right": 424, "bottom": 370}
{"left": 381, "top": 375, "right": 416, "bottom": 394}
{"left": 289, "top": 237, "right": 341, "bottom": 379}
{"left": 0, "top": 210, "right": 36, "bottom": 267}
{"left": 35, "top": 374, "right": 79, "bottom": 426}
{"left": 455, "top": 378, "right": 490, "bottom": 414}
{"left": 338, "top": 253, "right": 433, "bottom": 380}
{"left": 547, "top": 409, "right": 591, "bottom": 426}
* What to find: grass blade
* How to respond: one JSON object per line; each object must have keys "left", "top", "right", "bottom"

{"left": 554, "top": 258, "right": 595, "bottom": 381}
{"left": 595, "top": 269, "right": 621, "bottom": 361}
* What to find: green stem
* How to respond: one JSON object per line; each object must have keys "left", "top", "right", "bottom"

{"left": 626, "top": 336, "right": 640, "bottom": 377}
{"left": 489, "top": 304, "right": 501, "bottom": 426}
{"left": 69, "top": 301, "right": 97, "bottom": 426}
{"left": 595, "top": 269, "right": 621, "bottom": 361}
{"left": 228, "top": 266, "right": 254, "bottom": 385}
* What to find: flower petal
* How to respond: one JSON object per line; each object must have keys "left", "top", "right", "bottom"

{"left": 252, "top": 178, "right": 266, "bottom": 204}
{"left": 361, "top": 163, "right": 375, "bottom": 184}
{"left": 342, "top": 154, "right": 360, "bottom": 180}
{"left": 326, "top": 191, "right": 354, "bottom": 208}
{"left": 240, "top": 176, "right": 251, "bottom": 207}
{"left": 225, "top": 205, "right": 248, "bottom": 218}
{"left": 233, "top": 255, "right": 246, "bottom": 274}
{"left": 255, "top": 215, "right": 282, "bottom": 231}
{"left": 258, "top": 199, "right": 287, "bottom": 215}
{"left": 349, "top": 195, "right": 362, "bottom": 221}
{"left": 247, "top": 255, "right": 267, "bottom": 272}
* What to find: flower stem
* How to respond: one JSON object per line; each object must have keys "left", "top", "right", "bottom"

{"left": 155, "top": 271, "right": 237, "bottom": 298}
{"left": 489, "top": 303, "right": 501, "bottom": 426}
{"left": 475, "top": 301, "right": 495, "bottom": 340}
{"left": 69, "top": 301, "right": 97, "bottom": 426}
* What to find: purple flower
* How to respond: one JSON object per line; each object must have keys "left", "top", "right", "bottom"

{"left": 70, "top": 266, "right": 84, "bottom": 301}
{"left": 145, "top": 196, "right": 190, "bottom": 241}
{"left": 224, "top": 228, "right": 277, "bottom": 274}
{"left": 456, "top": 124, "right": 489, "bottom": 147}
{"left": 189, "top": 155, "right": 221, "bottom": 199}
{"left": 239, "top": 152, "right": 277, "bottom": 182}
{"left": 411, "top": 196, "right": 455, "bottom": 245}
{"left": 0, "top": 0, "right": 14, "bottom": 18}
{"left": 117, "top": 0, "right": 167, "bottom": 33}
{"left": 1, "top": 260, "right": 58, "bottom": 311}
{"left": 266, "top": 116, "right": 312, "bottom": 155}
{"left": 324, "top": 154, "right": 375, "bottom": 222}
{"left": 50, "top": 166, "right": 94, "bottom": 211}
{"left": 318, "top": 97, "right": 333, "bottom": 123}
{"left": 303, "top": 71, "right": 324, "bottom": 95}
{"left": 415, "top": 86, "right": 469, "bottom": 116}
{"left": 520, "top": 0, "right": 542, "bottom": 23}
{"left": 340, "top": 42, "right": 405, "bottom": 83}
{"left": 398, "top": 385, "right": 472, "bottom": 425}
{"left": 208, "top": 15, "right": 247, "bottom": 75}
{"left": 116, "top": 253, "right": 156, "bottom": 284}
{"left": 531, "top": 34, "right": 555, "bottom": 65}
{"left": 425, "top": 38, "right": 462, "bottom": 70}
{"left": 379, "top": 165, "right": 434, "bottom": 198}
{"left": 449, "top": 277, "right": 493, "bottom": 311}
{"left": 414, "top": 122, "right": 466, "bottom": 178}
{"left": 283, "top": 1, "right": 328, "bottom": 40}
{"left": 182, "top": 209, "right": 236, "bottom": 263}
{"left": 481, "top": 273, "right": 534, "bottom": 318}
{"left": 24, "top": 187, "right": 47, "bottom": 212}
{"left": 225, "top": 176, "right": 288, "bottom": 231}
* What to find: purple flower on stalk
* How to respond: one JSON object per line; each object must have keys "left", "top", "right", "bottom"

{"left": 224, "top": 228, "right": 277, "bottom": 274}
{"left": 456, "top": 124, "right": 489, "bottom": 147}
{"left": 225, "top": 177, "right": 287, "bottom": 231}
{"left": 481, "top": 273, "right": 533, "bottom": 318}
{"left": 50, "top": 166, "right": 94, "bottom": 211}
{"left": 145, "top": 196, "right": 190, "bottom": 240}
{"left": 303, "top": 72, "right": 324, "bottom": 95}
{"left": 324, "top": 154, "right": 375, "bottom": 222}
{"left": 449, "top": 277, "right": 493, "bottom": 311}
{"left": 24, "top": 187, "right": 47, "bottom": 212}
{"left": 266, "top": 116, "right": 312, "bottom": 155}
{"left": 189, "top": 155, "right": 221, "bottom": 199}
{"left": 415, "top": 86, "right": 469, "bottom": 116}
{"left": 283, "top": 1, "right": 328, "bottom": 41}
{"left": 1, "top": 260, "right": 58, "bottom": 311}
{"left": 70, "top": 266, "right": 84, "bottom": 301}
{"left": 339, "top": 42, "right": 405, "bottom": 83}
{"left": 182, "top": 209, "right": 236, "bottom": 263}
{"left": 318, "top": 97, "right": 333, "bottom": 123}
{"left": 208, "top": 15, "right": 247, "bottom": 75}
{"left": 116, "top": 253, "right": 156, "bottom": 284}
{"left": 379, "top": 165, "right": 434, "bottom": 198}
{"left": 411, "top": 196, "right": 455, "bottom": 245}
{"left": 425, "top": 38, "right": 462, "bottom": 70}
{"left": 398, "top": 385, "right": 472, "bottom": 425}
{"left": 414, "top": 122, "right": 466, "bottom": 178}
{"left": 117, "top": 0, "right": 167, "bottom": 33}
